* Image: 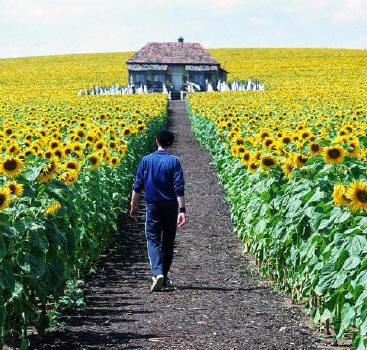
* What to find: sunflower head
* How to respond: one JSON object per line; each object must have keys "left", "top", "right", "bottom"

{"left": 234, "top": 137, "right": 244, "bottom": 146}
{"left": 118, "top": 146, "right": 127, "bottom": 156}
{"left": 44, "top": 201, "right": 61, "bottom": 217}
{"left": 95, "top": 140, "right": 105, "bottom": 151}
{"left": 0, "top": 188, "right": 11, "bottom": 210}
{"left": 108, "top": 140, "right": 117, "bottom": 150}
{"left": 333, "top": 184, "right": 350, "bottom": 207}
{"left": 64, "top": 160, "right": 81, "bottom": 172}
{"left": 0, "top": 157, "right": 24, "bottom": 178}
{"left": 76, "top": 128, "right": 86, "bottom": 138}
{"left": 87, "top": 153, "right": 101, "bottom": 170}
{"left": 309, "top": 142, "right": 322, "bottom": 156}
{"left": 6, "top": 143, "right": 21, "bottom": 155}
{"left": 4, "top": 181, "right": 24, "bottom": 197}
{"left": 72, "top": 142, "right": 83, "bottom": 152}
{"left": 260, "top": 155, "right": 278, "bottom": 171}
{"left": 37, "top": 158, "right": 59, "bottom": 183}
{"left": 281, "top": 136, "right": 292, "bottom": 145}
{"left": 248, "top": 161, "right": 259, "bottom": 173}
{"left": 122, "top": 127, "right": 132, "bottom": 137}
{"left": 263, "top": 137, "right": 274, "bottom": 149}
{"left": 58, "top": 170, "right": 78, "bottom": 185}
{"left": 323, "top": 145, "right": 344, "bottom": 164}
{"left": 49, "top": 140, "right": 60, "bottom": 149}
{"left": 53, "top": 148, "right": 64, "bottom": 160}
{"left": 346, "top": 181, "right": 367, "bottom": 212}
{"left": 346, "top": 140, "right": 360, "bottom": 157}
{"left": 294, "top": 154, "right": 309, "bottom": 168}
{"left": 110, "top": 156, "right": 120, "bottom": 167}
{"left": 259, "top": 129, "right": 270, "bottom": 139}
{"left": 241, "top": 151, "right": 252, "bottom": 165}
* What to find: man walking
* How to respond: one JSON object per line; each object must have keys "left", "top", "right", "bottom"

{"left": 130, "top": 130, "right": 186, "bottom": 292}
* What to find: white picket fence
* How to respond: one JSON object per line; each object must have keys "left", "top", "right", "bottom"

{"left": 78, "top": 79, "right": 264, "bottom": 97}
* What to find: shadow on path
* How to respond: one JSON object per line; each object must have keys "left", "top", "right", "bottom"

{"left": 29, "top": 212, "right": 158, "bottom": 350}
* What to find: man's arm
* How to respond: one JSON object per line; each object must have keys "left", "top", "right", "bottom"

{"left": 177, "top": 195, "right": 186, "bottom": 228}
{"left": 130, "top": 190, "right": 140, "bottom": 220}
{"left": 177, "top": 196, "right": 185, "bottom": 208}
{"left": 173, "top": 159, "right": 186, "bottom": 227}
{"left": 130, "top": 159, "right": 144, "bottom": 219}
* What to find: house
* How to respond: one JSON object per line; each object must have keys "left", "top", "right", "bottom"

{"left": 126, "top": 37, "right": 228, "bottom": 97}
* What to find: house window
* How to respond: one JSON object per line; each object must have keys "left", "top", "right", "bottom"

{"left": 134, "top": 73, "right": 146, "bottom": 84}
{"left": 205, "top": 72, "right": 215, "bottom": 82}
{"left": 165, "top": 73, "right": 172, "bottom": 85}
{"left": 153, "top": 72, "right": 164, "bottom": 82}
{"left": 193, "top": 73, "right": 205, "bottom": 86}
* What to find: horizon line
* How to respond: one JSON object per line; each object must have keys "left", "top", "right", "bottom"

{"left": 1, "top": 46, "right": 366, "bottom": 60}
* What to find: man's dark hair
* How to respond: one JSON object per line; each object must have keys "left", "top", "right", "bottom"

{"left": 157, "top": 130, "right": 174, "bottom": 147}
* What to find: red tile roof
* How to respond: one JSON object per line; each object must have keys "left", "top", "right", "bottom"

{"left": 127, "top": 42, "right": 219, "bottom": 65}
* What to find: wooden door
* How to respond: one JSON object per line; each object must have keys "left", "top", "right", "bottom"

{"left": 172, "top": 73, "right": 182, "bottom": 92}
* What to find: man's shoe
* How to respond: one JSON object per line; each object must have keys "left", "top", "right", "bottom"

{"left": 151, "top": 274, "right": 164, "bottom": 292}
{"left": 162, "top": 277, "right": 173, "bottom": 288}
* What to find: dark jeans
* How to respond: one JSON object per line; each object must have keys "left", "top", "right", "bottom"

{"left": 145, "top": 203, "right": 178, "bottom": 277}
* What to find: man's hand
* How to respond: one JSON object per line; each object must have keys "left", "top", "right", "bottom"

{"left": 130, "top": 205, "right": 138, "bottom": 221}
{"left": 130, "top": 192, "right": 140, "bottom": 221}
{"left": 177, "top": 213, "right": 186, "bottom": 228}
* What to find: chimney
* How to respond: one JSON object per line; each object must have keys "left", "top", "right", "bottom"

{"left": 178, "top": 36, "right": 184, "bottom": 43}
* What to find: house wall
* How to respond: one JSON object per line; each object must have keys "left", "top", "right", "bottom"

{"left": 128, "top": 64, "right": 226, "bottom": 91}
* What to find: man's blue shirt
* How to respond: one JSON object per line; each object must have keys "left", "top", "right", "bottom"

{"left": 133, "top": 150, "right": 185, "bottom": 205}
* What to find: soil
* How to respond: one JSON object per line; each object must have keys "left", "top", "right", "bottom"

{"left": 27, "top": 100, "right": 351, "bottom": 350}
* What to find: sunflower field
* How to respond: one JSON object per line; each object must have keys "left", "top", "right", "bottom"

{"left": 0, "top": 53, "right": 168, "bottom": 348}
{"left": 188, "top": 48, "right": 367, "bottom": 349}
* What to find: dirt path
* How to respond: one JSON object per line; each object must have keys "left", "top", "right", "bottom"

{"left": 29, "top": 100, "right": 327, "bottom": 350}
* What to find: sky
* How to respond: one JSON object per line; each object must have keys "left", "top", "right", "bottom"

{"left": 0, "top": 0, "right": 366, "bottom": 58}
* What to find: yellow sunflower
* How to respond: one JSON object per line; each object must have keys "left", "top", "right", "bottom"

{"left": 118, "top": 145, "right": 127, "bottom": 156}
{"left": 332, "top": 184, "right": 350, "bottom": 207}
{"left": 110, "top": 156, "right": 120, "bottom": 167}
{"left": 122, "top": 127, "right": 132, "bottom": 137}
{"left": 260, "top": 155, "right": 278, "bottom": 171}
{"left": 308, "top": 142, "right": 322, "bottom": 156}
{"left": 323, "top": 145, "right": 344, "bottom": 164}
{"left": 248, "top": 161, "right": 259, "bottom": 173}
{"left": 58, "top": 170, "right": 78, "bottom": 185}
{"left": 0, "top": 157, "right": 24, "bottom": 178}
{"left": 53, "top": 148, "right": 64, "bottom": 160}
{"left": 108, "top": 140, "right": 118, "bottom": 150}
{"left": 75, "top": 128, "right": 86, "bottom": 139}
{"left": 44, "top": 201, "right": 61, "bottom": 217}
{"left": 263, "top": 137, "right": 275, "bottom": 150}
{"left": 294, "top": 154, "right": 309, "bottom": 168}
{"left": 37, "top": 158, "right": 59, "bottom": 183}
{"left": 95, "top": 140, "right": 105, "bottom": 151}
{"left": 259, "top": 129, "right": 271, "bottom": 139}
{"left": 64, "top": 160, "right": 81, "bottom": 172}
{"left": 137, "top": 124, "right": 146, "bottom": 132}
{"left": 87, "top": 153, "right": 101, "bottom": 170}
{"left": 6, "top": 143, "right": 21, "bottom": 155}
{"left": 0, "top": 188, "right": 11, "bottom": 210}
{"left": 346, "top": 140, "right": 360, "bottom": 157}
{"left": 241, "top": 151, "right": 252, "bottom": 165}
{"left": 252, "top": 151, "right": 262, "bottom": 162}
{"left": 4, "top": 181, "right": 24, "bottom": 197}
{"left": 282, "top": 159, "right": 294, "bottom": 178}
{"left": 346, "top": 181, "right": 367, "bottom": 212}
